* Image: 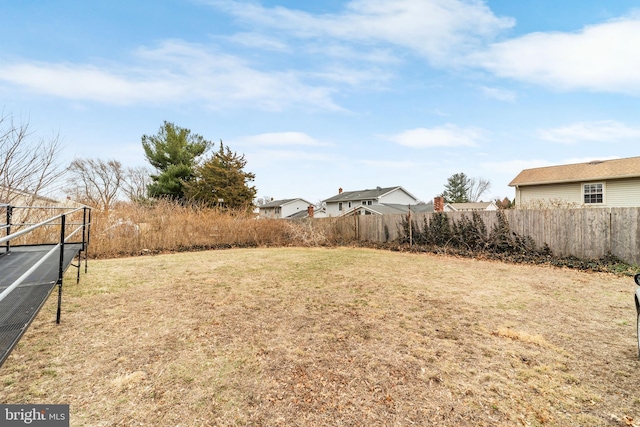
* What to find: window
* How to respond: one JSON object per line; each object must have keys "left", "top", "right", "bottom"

{"left": 583, "top": 183, "right": 604, "bottom": 204}
{"left": 338, "top": 202, "right": 343, "bottom": 211}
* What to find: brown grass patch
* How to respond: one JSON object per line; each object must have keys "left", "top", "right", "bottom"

{"left": 493, "top": 328, "right": 558, "bottom": 349}
{"left": 1, "top": 247, "right": 639, "bottom": 426}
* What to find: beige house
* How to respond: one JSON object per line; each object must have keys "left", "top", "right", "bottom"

{"left": 0, "top": 185, "right": 59, "bottom": 207}
{"left": 509, "top": 156, "right": 640, "bottom": 208}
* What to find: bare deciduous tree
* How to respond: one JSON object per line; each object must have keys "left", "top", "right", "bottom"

{"left": 0, "top": 112, "right": 65, "bottom": 205}
{"left": 67, "top": 158, "right": 124, "bottom": 212}
{"left": 468, "top": 177, "right": 491, "bottom": 202}
{"left": 255, "top": 196, "right": 273, "bottom": 206}
{"left": 122, "top": 166, "right": 152, "bottom": 203}
{"left": 442, "top": 173, "right": 492, "bottom": 203}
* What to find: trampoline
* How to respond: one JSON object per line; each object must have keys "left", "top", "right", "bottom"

{"left": 0, "top": 205, "right": 91, "bottom": 368}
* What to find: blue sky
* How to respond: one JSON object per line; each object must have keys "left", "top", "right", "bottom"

{"left": 2, "top": 0, "right": 640, "bottom": 204}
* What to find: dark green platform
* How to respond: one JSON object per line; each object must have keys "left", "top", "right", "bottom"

{"left": 0, "top": 244, "right": 82, "bottom": 367}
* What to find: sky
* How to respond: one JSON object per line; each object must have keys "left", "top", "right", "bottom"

{"left": 2, "top": 0, "right": 640, "bottom": 204}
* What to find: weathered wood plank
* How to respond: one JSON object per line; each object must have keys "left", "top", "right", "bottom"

{"left": 316, "top": 208, "right": 640, "bottom": 265}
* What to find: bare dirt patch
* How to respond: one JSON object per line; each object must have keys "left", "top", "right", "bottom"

{"left": 1, "top": 247, "right": 639, "bottom": 426}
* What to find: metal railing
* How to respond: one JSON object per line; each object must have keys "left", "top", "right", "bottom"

{"left": 0, "top": 204, "right": 91, "bottom": 323}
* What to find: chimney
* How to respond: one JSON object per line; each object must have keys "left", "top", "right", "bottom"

{"left": 434, "top": 196, "right": 444, "bottom": 212}
{"left": 307, "top": 205, "right": 314, "bottom": 218}
{"left": 338, "top": 187, "right": 343, "bottom": 194}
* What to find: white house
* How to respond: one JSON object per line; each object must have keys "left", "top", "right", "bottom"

{"left": 446, "top": 201, "right": 498, "bottom": 212}
{"left": 509, "top": 156, "right": 640, "bottom": 208}
{"left": 323, "top": 186, "right": 420, "bottom": 217}
{"left": 259, "top": 198, "right": 315, "bottom": 219}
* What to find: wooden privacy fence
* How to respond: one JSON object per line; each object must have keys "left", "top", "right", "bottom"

{"left": 314, "top": 208, "right": 640, "bottom": 266}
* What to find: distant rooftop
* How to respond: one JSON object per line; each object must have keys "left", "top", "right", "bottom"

{"left": 259, "top": 198, "right": 311, "bottom": 208}
{"left": 324, "top": 186, "right": 412, "bottom": 203}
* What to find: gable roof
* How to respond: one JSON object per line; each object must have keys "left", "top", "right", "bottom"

{"left": 342, "top": 203, "right": 434, "bottom": 216}
{"left": 509, "top": 156, "right": 640, "bottom": 187}
{"left": 323, "top": 186, "right": 417, "bottom": 203}
{"left": 448, "top": 202, "right": 496, "bottom": 211}
{"left": 286, "top": 210, "right": 311, "bottom": 219}
{"left": 259, "top": 198, "right": 313, "bottom": 208}
{"left": 0, "top": 185, "right": 59, "bottom": 205}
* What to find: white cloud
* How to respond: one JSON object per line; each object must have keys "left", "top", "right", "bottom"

{"left": 382, "top": 124, "right": 484, "bottom": 148}
{"left": 0, "top": 40, "right": 341, "bottom": 110}
{"left": 538, "top": 120, "right": 640, "bottom": 144}
{"left": 309, "top": 66, "right": 393, "bottom": 88}
{"left": 473, "top": 16, "right": 640, "bottom": 94}
{"left": 358, "top": 159, "right": 419, "bottom": 168}
{"left": 0, "top": 62, "right": 183, "bottom": 105}
{"left": 224, "top": 32, "right": 290, "bottom": 52}
{"left": 209, "top": 0, "right": 514, "bottom": 63}
{"left": 307, "top": 43, "right": 400, "bottom": 65}
{"left": 235, "top": 132, "right": 330, "bottom": 147}
{"left": 480, "top": 86, "right": 516, "bottom": 102}
{"left": 0, "top": 1, "right": 518, "bottom": 109}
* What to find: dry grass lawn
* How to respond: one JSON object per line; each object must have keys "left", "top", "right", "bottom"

{"left": 1, "top": 247, "right": 639, "bottom": 426}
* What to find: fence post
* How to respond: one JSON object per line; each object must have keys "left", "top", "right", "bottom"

{"left": 56, "top": 214, "right": 66, "bottom": 324}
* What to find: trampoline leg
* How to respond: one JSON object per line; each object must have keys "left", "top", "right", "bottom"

{"left": 76, "top": 251, "right": 81, "bottom": 284}
{"left": 56, "top": 282, "right": 62, "bottom": 324}
{"left": 57, "top": 215, "right": 65, "bottom": 324}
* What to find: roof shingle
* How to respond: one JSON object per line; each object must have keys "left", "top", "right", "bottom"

{"left": 323, "top": 186, "right": 403, "bottom": 202}
{"left": 509, "top": 156, "right": 640, "bottom": 187}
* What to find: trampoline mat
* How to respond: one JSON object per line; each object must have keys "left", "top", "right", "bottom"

{"left": 0, "top": 244, "right": 82, "bottom": 367}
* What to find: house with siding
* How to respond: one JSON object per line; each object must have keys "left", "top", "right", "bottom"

{"left": 509, "top": 156, "right": 640, "bottom": 208}
{"left": 258, "top": 198, "right": 315, "bottom": 219}
{"left": 344, "top": 202, "right": 435, "bottom": 216}
{"left": 0, "top": 185, "right": 64, "bottom": 207}
{"left": 323, "top": 186, "right": 420, "bottom": 217}
{"left": 446, "top": 201, "right": 498, "bottom": 212}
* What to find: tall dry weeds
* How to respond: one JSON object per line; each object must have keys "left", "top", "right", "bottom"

{"left": 86, "top": 201, "right": 345, "bottom": 258}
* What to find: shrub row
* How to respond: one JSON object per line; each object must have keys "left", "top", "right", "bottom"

{"left": 391, "top": 210, "right": 638, "bottom": 276}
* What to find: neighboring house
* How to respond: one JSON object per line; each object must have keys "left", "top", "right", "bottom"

{"left": 446, "top": 201, "right": 498, "bottom": 212}
{"left": 1, "top": 186, "right": 87, "bottom": 227}
{"left": 288, "top": 206, "right": 327, "bottom": 219}
{"left": 0, "top": 185, "right": 59, "bottom": 207}
{"left": 259, "top": 198, "right": 315, "bottom": 219}
{"left": 509, "top": 156, "right": 640, "bottom": 208}
{"left": 337, "top": 196, "right": 498, "bottom": 216}
{"left": 345, "top": 203, "right": 434, "bottom": 216}
{"left": 323, "top": 186, "right": 420, "bottom": 217}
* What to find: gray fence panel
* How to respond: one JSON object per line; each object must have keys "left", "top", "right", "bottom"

{"left": 327, "top": 208, "right": 640, "bottom": 266}
{"left": 610, "top": 208, "right": 640, "bottom": 266}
